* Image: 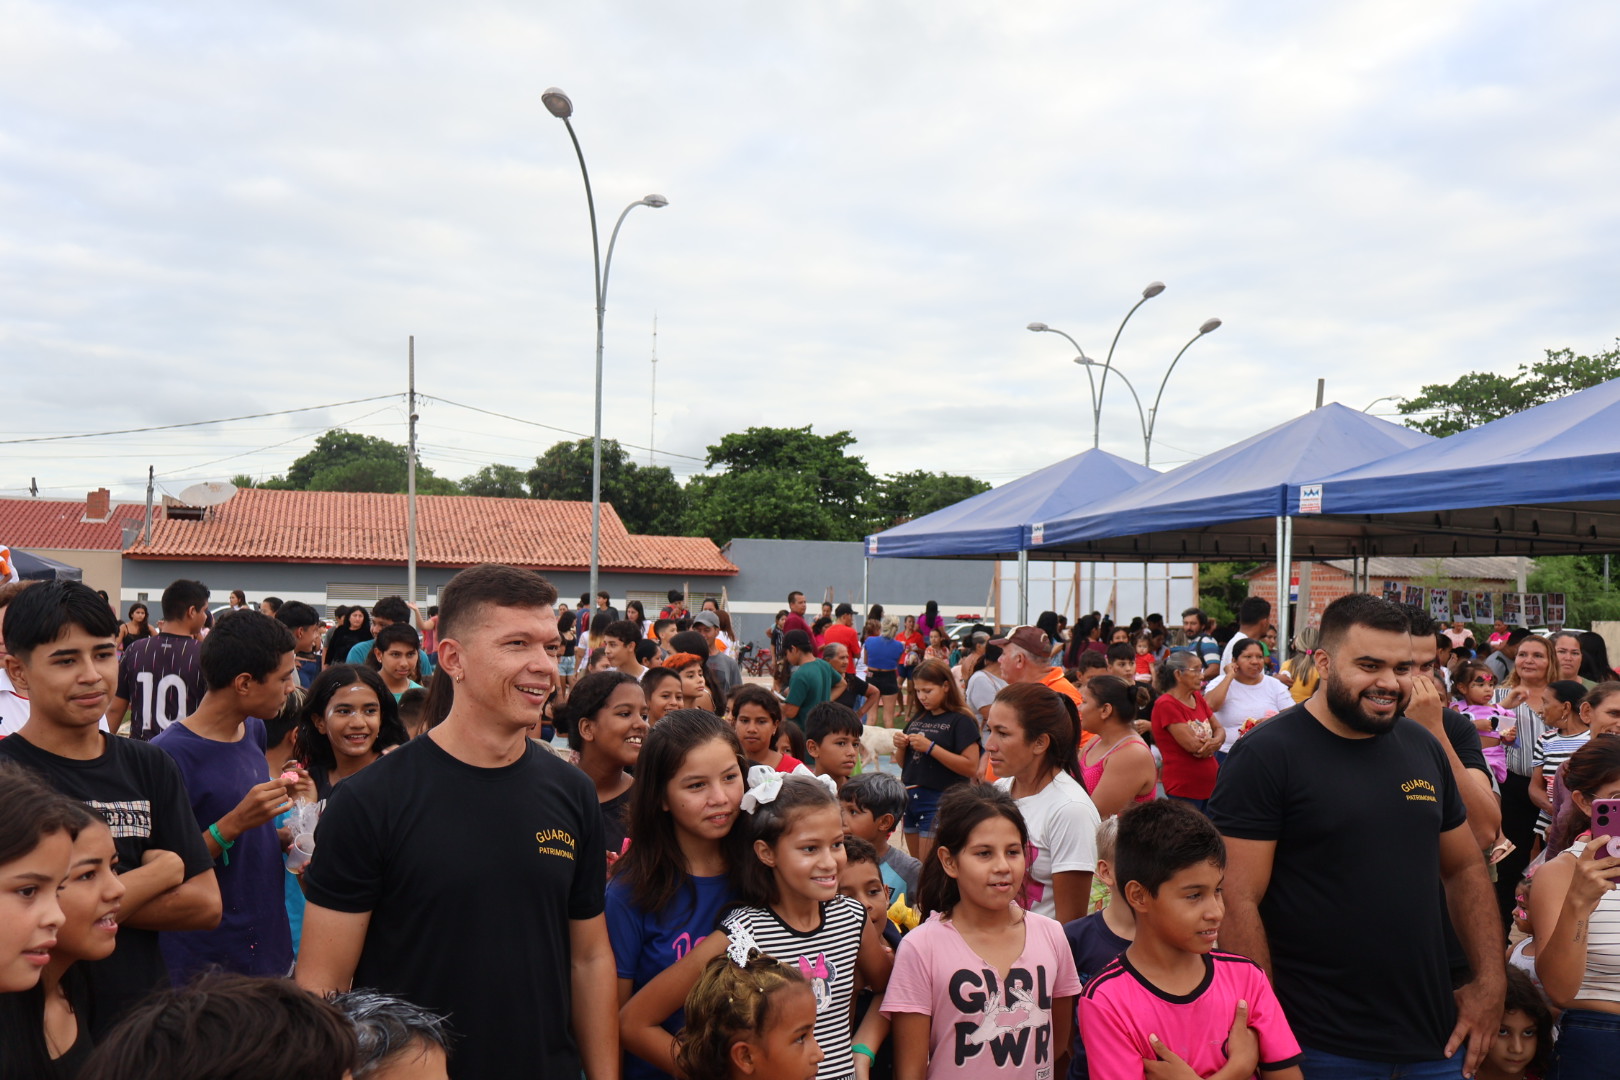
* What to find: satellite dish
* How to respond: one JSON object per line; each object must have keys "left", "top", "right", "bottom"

{"left": 175, "top": 481, "right": 238, "bottom": 508}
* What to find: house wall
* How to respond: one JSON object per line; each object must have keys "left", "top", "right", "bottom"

{"left": 1248, "top": 565, "right": 1517, "bottom": 629}
{"left": 28, "top": 548, "right": 123, "bottom": 602}
{"left": 721, "top": 539, "right": 993, "bottom": 644}
{"left": 118, "top": 559, "right": 722, "bottom": 620}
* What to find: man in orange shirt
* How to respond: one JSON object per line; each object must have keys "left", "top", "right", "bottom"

{"left": 992, "top": 625, "right": 1096, "bottom": 749}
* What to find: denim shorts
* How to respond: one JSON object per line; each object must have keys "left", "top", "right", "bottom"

{"left": 1550, "top": 1008, "right": 1620, "bottom": 1078}
{"left": 904, "top": 786, "right": 943, "bottom": 838}
{"left": 1297, "top": 1045, "right": 1463, "bottom": 1078}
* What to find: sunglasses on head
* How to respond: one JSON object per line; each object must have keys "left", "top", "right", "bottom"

{"left": 1469, "top": 676, "right": 1494, "bottom": 686}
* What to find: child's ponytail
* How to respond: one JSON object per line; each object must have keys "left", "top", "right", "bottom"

{"left": 676, "top": 953, "right": 809, "bottom": 1079}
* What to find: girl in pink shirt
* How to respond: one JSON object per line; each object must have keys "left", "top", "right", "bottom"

{"left": 883, "top": 783, "right": 1080, "bottom": 1080}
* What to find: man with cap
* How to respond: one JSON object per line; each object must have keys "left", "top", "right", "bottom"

{"left": 993, "top": 625, "right": 1094, "bottom": 747}
{"left": 822, "top": 604, "right": 862, "bottom": 672}
{"left": 692, "top": 611, "right": 743, "bottom": 690}
{"left": 781, "top": 629, "right": 837, "bottom": 722}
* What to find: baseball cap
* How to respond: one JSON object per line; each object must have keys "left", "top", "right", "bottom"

{"left": 692, "top": 610, "right": 721, "bottom": 628}
{"left": 782, "top": 629, "right": 815, "bottom": 653}
{"left": 990, "top": 625, "right": 1052, "bottom": 657}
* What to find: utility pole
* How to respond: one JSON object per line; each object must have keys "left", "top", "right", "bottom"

{"left": 407, "top": 336, "right": 418, "bottom": 606}
{"left": 143, "top": 466, "right": 154, "bottom": 545}
{"left": 649, "top": 313, "right": 658, "bottom": 467}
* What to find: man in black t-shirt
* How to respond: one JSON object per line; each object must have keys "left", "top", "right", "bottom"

{"left": 106, "top": 578, "right": 210, "bottom": 739}
{"left": 0, "top": 581, "right": 220, "bottom": 1036}
{"left": 298, "top": 564, "right": 616, "bottom": 1080}
{"left": 1209, "top": 593, "right": 1504, "bottom": 1078}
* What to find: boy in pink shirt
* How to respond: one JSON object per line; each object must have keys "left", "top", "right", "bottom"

{"left": 1079, "top": 800, "right": 1303, "bottom": 1079}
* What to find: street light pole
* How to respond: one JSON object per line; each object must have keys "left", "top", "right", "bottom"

{"left": 1027, "top": 323, "right": 1098, "bottom": 442}
{"left": 1093, "top": 282, "right": 1164, "bottom": 446}
{"left": 543, "top": 87, "right": 667, "bottom": 604}
{"left": 1144, "top": 318, "right": 1222, "bottom": 468}
{"left": 1075, "top": 358, "right": 1150, "bottom": 464}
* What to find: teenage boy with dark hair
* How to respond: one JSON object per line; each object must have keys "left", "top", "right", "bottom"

{"left": 658, "top": 588, "right": 687, "bottom": 622}
{"left": 1220, "top": 596, "right": 1272, "bottom": 668}
{"left": 298, "top": 563, "right": 616, "bottom": 1080}
{"left": 106, "top": 578, "right": 210, "bottom": 739}
{"left": 345, "top": 597, "right": 435, "bottom": 681}
{"left": 370, "top": 623, "right": 425, "bottom": 700}
{"left": 1104, "top": 641, "right": 1136, "bottom": 681}
{"left": 78, "top": 972, "right": 358, "bottom": 1080}
{"left": 650, "top": 618, "right": 677, "bottom": 659}
{"left": 803, "top": 701, "right": 862, "bottom": 790}
{"left": 1080, "top": 800, "right": 1303, "bottom": 1080}
{"left": 600, "top": 619, "right": 647, "bottom": 678}
{"left": 1210, "top": 593, "right": 1505, "bottom": 1077}
{"left": 840, "top": 770, "right": 921, "bottom": 903}
{"left": 153, "top": 611, "right": 298, "bottom": 980}
{"left": 0, "top": 580, "right": 220, "bottom": 1035}
{"left": 276, "top": 600, "right": 324, "bottom": 689}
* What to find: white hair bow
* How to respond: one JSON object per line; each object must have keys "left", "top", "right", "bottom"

{"left": 740, "top": 763, "right": 838, "bottom": 814}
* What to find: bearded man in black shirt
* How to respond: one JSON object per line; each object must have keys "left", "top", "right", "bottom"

{"left": 1209, "top": 593, "right": 1505, "bottom": 1079}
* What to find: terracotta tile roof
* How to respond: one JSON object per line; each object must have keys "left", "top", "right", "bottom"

{"left": 124, "top": 488, "right": 736, "bottom": 575}
{"left": 0, "top": 498, "right": 146, "bottom": 551}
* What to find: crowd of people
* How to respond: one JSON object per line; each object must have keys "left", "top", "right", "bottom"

{"left": 2, "top": 567, "right": 1620, "bottom": 1079}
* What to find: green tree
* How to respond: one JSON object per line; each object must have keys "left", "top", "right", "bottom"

{"left": 1527, "top": 555, "right": 1620, "bottom": 629}
{"left": 229, "top": 474, "right": 255, "bottom": 490}
{"left": 866, "top": 471, "right": 992, "bottom": 530}
{"left": 683, "top": 470, "right": 836, "bottom": 545}
{"left": 526, "top": 439, "right": 686, "bottom": 535}
{"left": 1197, "top": 562, "right": 1260, "bottom": 627}
{"left": 1398, "top": 340, "right": 1620, "bottom": 437}
{"left": 697, "top": 426, "right": 875, "bottom": 541}
{"left": 263, "top": 430, "right": 457, "bottom": 493}
{"left": 459, "top": 464, "right": 530, "bottom": 498}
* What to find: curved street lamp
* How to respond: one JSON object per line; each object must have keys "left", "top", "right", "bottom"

{"left": 1075, "top": 356, "right": 1149, "bottom": 462}
{"left": 1144, "top": 318, "right": 1222, "bottom": 467}
{"left": 1027, "top": 322, "right": 1099, "bottom": 441}
{"left": 543, "top": 86, "right": 668, "bottom": 602}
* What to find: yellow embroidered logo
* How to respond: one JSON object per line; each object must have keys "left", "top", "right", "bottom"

{"left": 535, "top": 829, "right": 577, "bottom": 860}
{"left": 1401, "top": 778, "right": 1437, "bottom": 803}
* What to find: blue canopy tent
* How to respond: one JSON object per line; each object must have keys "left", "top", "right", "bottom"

{"left": 1027, "top": 402, "right": 1436, "bottom": 657}
{"left": 862, "top": 448, "right": 1159, "bottom": 622}
{"left": 1294, "top": 377, "right": 1620, "bottom": 556}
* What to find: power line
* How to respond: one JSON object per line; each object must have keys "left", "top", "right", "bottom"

{"left": 421, "top": 395, "right": 709, "bottom": 463}
{"left": 0, "top": 395, "right": 402, "bottom": 445}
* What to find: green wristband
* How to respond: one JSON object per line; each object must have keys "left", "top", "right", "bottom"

{"left": 852, "top": 1043, "right": 877, "bottom": 1063}
{"left": 208, "top": 823, "right": 234, "bottom": 866}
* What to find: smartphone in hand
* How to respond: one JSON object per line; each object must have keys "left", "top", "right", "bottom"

{"left": 1591, "top": 798, "right": 1620, "bottom": 878}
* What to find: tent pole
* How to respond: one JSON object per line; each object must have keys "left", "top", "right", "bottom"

{"left": 1278, "top": 517, "right": 1294, "bottom": 672}
{"left": 1018, "top": 550, "right": 1030, "bottom": 625}
{"left": 1275, "top": 516, "right": 1286, "bottom": 650}
{"left": 862, "top": 557, "right": 869, "bottom": 619}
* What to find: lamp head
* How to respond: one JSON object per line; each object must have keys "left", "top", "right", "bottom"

{"left": 1026, "top": 322, "right": 1049, "bottom": 333}
{"left": 542, "top": 87, "right": 574, "bottom": 119}
{"left": 1142, "top": 281, "right": 1166, "bottom": 299}
{"left": 642, "top": 194, "right": 669, "bottom": 208}
{"left": 1199, "top": 318, "right": 1222, "bottom": 335}
{"left": 1072, "top": 356, "right": 1096, "bottom": 366}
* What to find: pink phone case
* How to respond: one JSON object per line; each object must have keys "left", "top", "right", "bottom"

{"left": 1591, "top": 798, "right": 1620, "bottom": 867}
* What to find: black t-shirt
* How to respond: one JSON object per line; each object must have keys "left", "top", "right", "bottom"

{"left": 1441, "top": 707, "right": 1489, "bottom": 778}
{"left": 1208, "top": 704, "right": 1466, "bottom": 1062}
{"left": 303, "top": 734, "right": 607, "bottom": 1080}
{"left": 899, "top": 710, "right": 979, "bottom": 791}
{"left": 600, "top": 785, "right": 632, "bottom": 855}
{"left": 114, "top": 632, "right": 205, "bottom": 740}
{"left": 0, "top": 732, "right": 214, "bottom": 1036}
{"left": 834, "top": 672, "right": 870, "bottom": 712}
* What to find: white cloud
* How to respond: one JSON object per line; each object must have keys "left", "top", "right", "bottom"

{"left": 2, "top": 0, "right": 1618, "bottom": 504}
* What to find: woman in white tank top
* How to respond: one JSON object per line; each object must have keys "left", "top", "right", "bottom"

{"left": 1528, "top": 734, "right": 1620, "bottom": 1075}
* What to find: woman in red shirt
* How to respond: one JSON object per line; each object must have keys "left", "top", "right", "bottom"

{"left": 1150, "top": 651, "right": 1224, "bottom": 813}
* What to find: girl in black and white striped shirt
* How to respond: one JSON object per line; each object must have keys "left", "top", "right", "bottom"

{"left": 622, "top": 768, "right": 893, "bottom": 1080}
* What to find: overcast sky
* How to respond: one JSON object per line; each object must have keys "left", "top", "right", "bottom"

{"left": 4, "top": 2, "right": 1618, "bottom": 508}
